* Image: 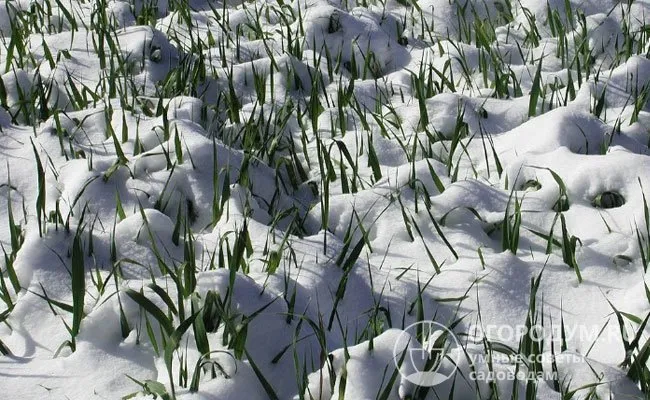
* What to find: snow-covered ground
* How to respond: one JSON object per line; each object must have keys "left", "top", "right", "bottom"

{"left": 1, "top": 0, "right": 650, "bottom": 398}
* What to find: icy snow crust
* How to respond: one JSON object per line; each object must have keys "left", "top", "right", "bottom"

{"left": 1, "top": 0, "right": 650, "bottom": 398}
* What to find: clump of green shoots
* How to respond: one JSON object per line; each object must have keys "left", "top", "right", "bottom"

{"left": 636, "top": 179, "right": 650, "bottom": 273}
{"left": 502, "top": 189, "right": 523, "bottom": 254}
{"left": 559, "top": 213, "right": 582, "bottom": 283}
{"left": 0, "top": 170, "right": 23, "bottom": 315}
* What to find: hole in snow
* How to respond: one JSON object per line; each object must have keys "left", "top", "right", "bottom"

{"left": 592, "top": 191, "right": 625, "bottom": 209}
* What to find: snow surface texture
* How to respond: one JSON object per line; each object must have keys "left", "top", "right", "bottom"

{"left": 0, "top": 0, "right": 650, "bottom": 398}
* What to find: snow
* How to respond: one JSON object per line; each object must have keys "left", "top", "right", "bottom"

{"left": 0, "top": 0, "right": 650, "bottom": 398}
